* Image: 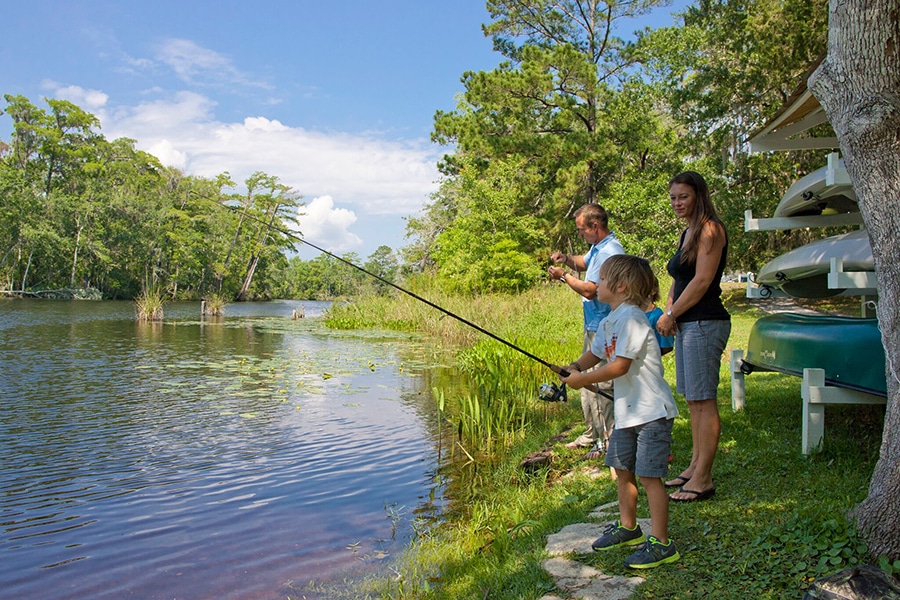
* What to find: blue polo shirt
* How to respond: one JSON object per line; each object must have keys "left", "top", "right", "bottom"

{"left": 582, "top": 232, "right": 625, "bottom": 332}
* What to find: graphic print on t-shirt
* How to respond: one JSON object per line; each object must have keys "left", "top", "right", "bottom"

{"left": 604, "top": 333, "right": 617, "bottom": 361}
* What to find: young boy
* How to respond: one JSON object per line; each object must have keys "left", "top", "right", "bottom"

{"left": 558, "top": 254, "right": 680, "bottom": 569}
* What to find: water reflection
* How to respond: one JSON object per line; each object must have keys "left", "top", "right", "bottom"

{"left": 0, "top": 298, "right": 459, "bottom": 599}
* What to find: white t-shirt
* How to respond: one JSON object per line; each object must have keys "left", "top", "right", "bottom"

{"left": 590, "top": 303, "right": 678, "bottom": 429}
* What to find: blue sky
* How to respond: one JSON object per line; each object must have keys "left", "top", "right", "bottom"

{"left": 1, "top": 0, "right": 689, "bottom": 261}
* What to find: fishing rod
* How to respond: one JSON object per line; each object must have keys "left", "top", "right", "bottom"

{"left": 227, "top": 206, "right": 611, "bottom": 398}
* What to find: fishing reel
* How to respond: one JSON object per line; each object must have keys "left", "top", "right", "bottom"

{"left": 538, "top": 382, "right": 567, "bottom": 403}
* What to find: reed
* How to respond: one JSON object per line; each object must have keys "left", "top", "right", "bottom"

{"left": 134, "top": 285, "right": 165, "bottom": 321}
{"left": 202, "top": 293, "right": 227, "bottom": 316}
{"left": 328, "top": 281, "right": 584, "bottom": 460}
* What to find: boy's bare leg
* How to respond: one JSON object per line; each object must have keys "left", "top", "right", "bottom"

{"left": 640, "top": 476, "right": 670, "bottom": 544}
{"left": 616, "top": 470, "right": 639, "bottom": 529}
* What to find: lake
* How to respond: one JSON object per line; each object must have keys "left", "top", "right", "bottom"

{"left": 0, "top": 298, "right": 459, "bottom": 599}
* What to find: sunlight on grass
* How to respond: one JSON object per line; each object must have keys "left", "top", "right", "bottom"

{"left": 329, "top": 280, "right": 884, "bottom": 599}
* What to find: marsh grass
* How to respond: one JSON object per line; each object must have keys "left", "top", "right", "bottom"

{"left": 202, "top": 293, "right": 227, "bottom": 316}
{"left": 332, "top": 282, "right": 886, "bottom": 599}
{"left": 134, "top": 285, "right": 165, "bottom": 321}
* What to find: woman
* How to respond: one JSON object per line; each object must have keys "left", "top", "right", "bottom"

{"left": 656, "top": 171, "right": 731, "bottom": 503}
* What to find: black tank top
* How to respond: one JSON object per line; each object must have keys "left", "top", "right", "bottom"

{"left": 666, "top": 228, "right": 730, "bottom": 322}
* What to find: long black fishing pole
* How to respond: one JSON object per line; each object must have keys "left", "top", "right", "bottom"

{"left": 227, "top": 206, "right": 610, "bottom": 392}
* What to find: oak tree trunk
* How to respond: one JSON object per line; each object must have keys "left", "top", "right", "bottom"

{"left": 808, "top": 0, "right": 900, "bottom": 561}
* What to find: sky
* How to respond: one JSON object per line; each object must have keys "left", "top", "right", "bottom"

{"left": 1, "top": 0, "right": 689, "bottom": 261}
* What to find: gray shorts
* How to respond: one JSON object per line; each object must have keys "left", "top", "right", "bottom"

{"left": 605, "top": 418, "right": 673, "bottom": 478}
{"left": 674, "top": 319, "right": 731, "bottom": 401}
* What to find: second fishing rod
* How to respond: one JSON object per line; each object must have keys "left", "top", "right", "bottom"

{"left": 228, "top": 206, "right": 611, "bottom": 401}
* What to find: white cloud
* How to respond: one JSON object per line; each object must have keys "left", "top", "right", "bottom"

{"left": 100, "top": 92, "right": 441, "bottom": 215}
{"left": 155, "top": 38, "right": 271, "bottom": 89}
{"left": 296, "top": 196, "right": 363, "bottom": 255}
{"left": 42, "top": 81, "right": 109, "bottom": 110}
{"left": 147, "top": 139, "right": 188, "bottom": 170}
{"left": 74, "top": 88, "right": 441, "bottom": 255}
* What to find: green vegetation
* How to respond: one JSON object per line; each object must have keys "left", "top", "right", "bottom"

{"left": 0, "top": 96, "right": 399, "bottom": 301}
{"left": 327, "top": 283, "right": 886, "bottom": 599}
{"left": 409, "top": 0, "right": 837, "bottom": 294}
{"left": 202, "top": 292, "right": 228, "bottom": 316}
{"left": 134, "top": 284, "right": 165, "bottom": 321}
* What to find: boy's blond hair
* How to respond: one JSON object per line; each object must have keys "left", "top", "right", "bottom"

{"left": 601, "top": 254, "right": 658, "bottom": 308}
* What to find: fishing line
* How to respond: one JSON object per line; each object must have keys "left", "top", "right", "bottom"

{"left": 225, "top": 206, "right": 611, "bottom": 394}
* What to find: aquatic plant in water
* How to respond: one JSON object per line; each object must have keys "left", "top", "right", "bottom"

{"left": 203, "top": 293, "right": 227, "bottom": 316}
{"left": 135, "top": 286, "right": 165, "bottom": 321}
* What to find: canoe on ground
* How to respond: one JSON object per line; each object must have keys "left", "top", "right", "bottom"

{"left": 773, "top": 162, "right": 858, "bottom": 218}
{"left": 742, "top": 312, "right": 886, "bottom": 396}
{"left": 755, "top": 229, "right": 874, "bottom": 298}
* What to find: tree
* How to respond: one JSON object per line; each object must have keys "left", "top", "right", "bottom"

{"left": 0, "top": 94, "right": 308, "bottom": 300}
{"left": 235, "top": 176, "right": 302, "bottom": 301}
{"left": 808, "top": 0, "right": 900, "bottom": 561}
{"left": 422, "top": 0, "right": 679, "bottom": 276}
{"left": 430, "top": 156, "right": 546, "bottom": 293}
{"left": 363, "top": 245, "right": 399, "bottom": 295}
{"left": 219, "top": 171, "right": 302, "bottom": 301}
{"left": 634, "top": 0, "right": 832, "bottom": 274}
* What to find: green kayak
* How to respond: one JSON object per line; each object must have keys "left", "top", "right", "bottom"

{"left": 742, "top": 312, "right": 886, "bottom": 396}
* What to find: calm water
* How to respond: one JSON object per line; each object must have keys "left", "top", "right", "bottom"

{"left": 0, "top": 298, "right": 456, "bottom": 599}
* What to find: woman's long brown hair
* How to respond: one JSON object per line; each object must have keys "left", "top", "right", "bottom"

{"left": 670, "top": 171, "right": 725, "bottom": 264}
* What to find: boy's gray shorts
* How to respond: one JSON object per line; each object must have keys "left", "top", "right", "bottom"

{"left": 605, "top": 418, "right": 673, "bottom": 479}
{"left": 674, "top": 319, "right": 731, "bottom": 400}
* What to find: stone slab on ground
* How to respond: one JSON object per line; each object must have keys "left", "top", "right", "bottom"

{"left": 542, "top": 557, "right": 644, "bottom": 600}
{"left": 546, "top": 523, "right": 607, "bottom": 556}
{"left": 543, "top": 501, "right": 655, "bottom": 599}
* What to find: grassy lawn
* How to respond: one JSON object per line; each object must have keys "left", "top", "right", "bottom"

{"left": 328, "top": 282, "right": 884, "bottom": 599}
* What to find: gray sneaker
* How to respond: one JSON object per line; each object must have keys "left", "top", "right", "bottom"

{"left": 624, "top": 535, "right": 680, "bottom": 569}
{"left": 591, "top": 520, "right": 646, "bottom": 551}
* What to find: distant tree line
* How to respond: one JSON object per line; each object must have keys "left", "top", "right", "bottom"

{"left": 0, "top": 94, "right": 398, "bottom": 301}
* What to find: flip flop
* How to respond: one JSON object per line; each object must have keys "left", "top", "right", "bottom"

{"left": 670, "top": 487, "right": 716, "bottom": 502}
{"left": 664, "top": 475, "right": 690, "bottom": 489}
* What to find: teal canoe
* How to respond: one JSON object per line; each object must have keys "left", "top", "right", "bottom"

{"left": 742, "top": 312, "right": 886, "bottom": 396}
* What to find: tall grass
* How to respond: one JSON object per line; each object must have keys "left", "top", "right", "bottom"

{"left": 330, "top": 281, "right": 886, "bottom": 599}
{"left": 202, "top": 293, "right": 227, "bottom": 316}
{"left": 134, "top": 285, "right": 165, "bottom": 321}
{"left": 328, "top": 282, "right": 582, "bottom": 459}
{"left": 326, "top": 278, "right": 582, "bottom": 351}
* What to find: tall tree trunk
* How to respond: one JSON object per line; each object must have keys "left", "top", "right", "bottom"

{"left": 236, "top": 204, "right": 279, "bottom": 301}
{"left": 70, "top": 222, "right": 82, "bottom": 287}
{"left": 21, "top": 247, "right": 33, "bottom": 291}
{"left": 809, "top": 0, "right": 900, "bottom": 561}
{"left": 219, "top": 200, "right": 251, "bottom": 293}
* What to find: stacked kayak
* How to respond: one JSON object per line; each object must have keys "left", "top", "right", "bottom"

{"left": 754, "top": 229, "right": 874, "bottom": 298}
{"left": 773, "top": 161, "right": 858, "bottom": 218}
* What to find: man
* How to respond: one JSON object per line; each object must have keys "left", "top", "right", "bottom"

{"left": 549, "top": 203, "right": 625, "bottom": 456}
